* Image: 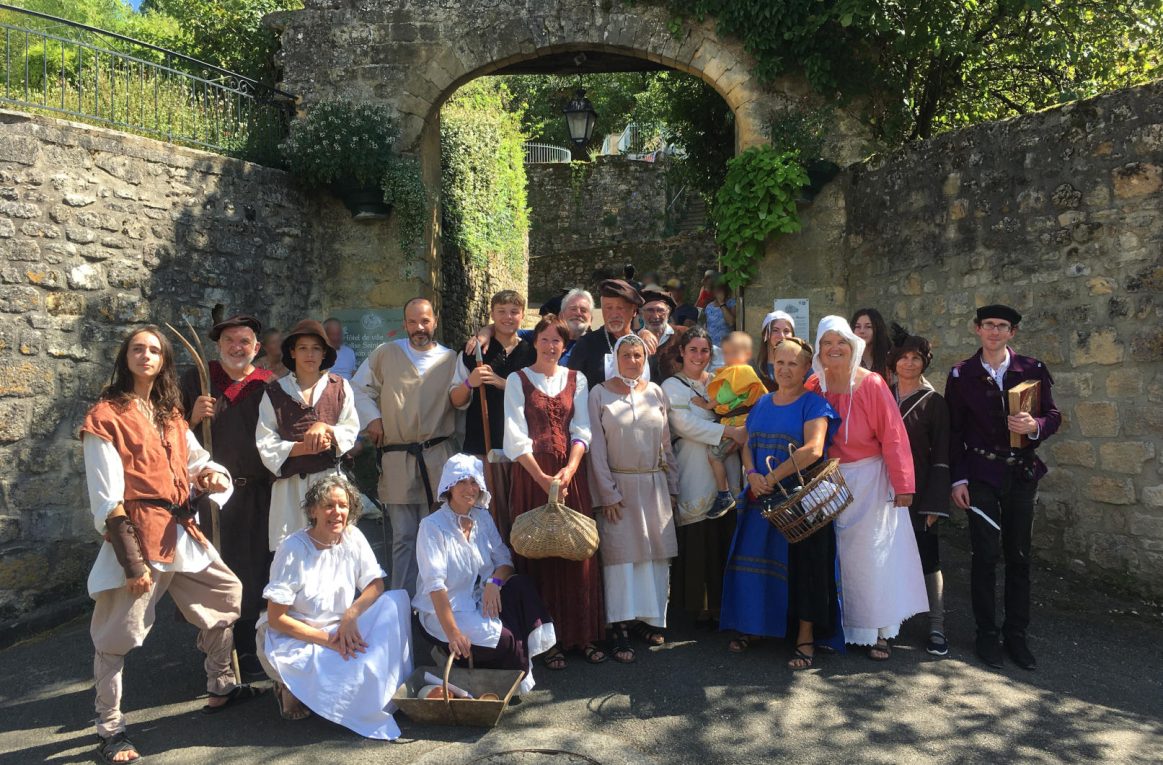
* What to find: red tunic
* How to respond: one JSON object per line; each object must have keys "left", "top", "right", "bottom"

{"left": 507, "top": 369, "right": 605, "bottom": 649}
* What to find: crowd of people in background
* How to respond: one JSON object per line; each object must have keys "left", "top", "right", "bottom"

{"left": 78, "top": 269, "right": 1060, "bottom": 762}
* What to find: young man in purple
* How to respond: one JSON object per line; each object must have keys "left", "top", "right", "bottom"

{"left": 945, "top": 304, "right": 1061, "bottom": 671}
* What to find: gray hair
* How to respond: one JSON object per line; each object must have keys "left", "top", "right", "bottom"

{"left": 302, "top": 473, "right": 363, "bottom": 527}
{"left": 562, "top": 288, "right": 593, "bottom": 312}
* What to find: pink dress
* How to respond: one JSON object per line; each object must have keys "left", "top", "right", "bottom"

{"left": 806, "top": 372, "right": 927, "bottom": 645}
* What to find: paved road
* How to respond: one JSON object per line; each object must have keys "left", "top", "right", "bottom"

{"left": 1, "top": 519, "right": 1160, "bottom": 765}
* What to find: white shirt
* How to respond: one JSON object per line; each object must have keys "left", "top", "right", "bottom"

{"left": 502, "top": 367, "right": 591, "bottom": 461}
{"left": 413, "top": 504, "right": 512, "bottom": 646}
{"left": 255, "top": 373, "right": 361, "bottom": 477}
{"left": 263, "top": 526, "right": 385, "bottom": 628}
{"left": 83, "top": 430, "right": 233, "bottom": 598}
{"left": 981, "top": 349, "right": 1012, "bottom": 390}
{"left": 331, "top": 344, "right": 358, "bottom": 380}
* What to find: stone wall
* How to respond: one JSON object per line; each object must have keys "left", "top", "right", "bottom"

{"left": 526, "top": 157, "right": 716, "bottom": 303}
{"left": 0, "top": 110, "right": 324, "bottom": 640}
{"left": 746, "top": 81, "right": 1163, "bottom": 597}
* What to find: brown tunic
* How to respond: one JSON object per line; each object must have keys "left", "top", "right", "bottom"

{"left": 265, "top": 373, "right": 346, "bottom": 478}
{"left": 81, "top": 400, "right": 204, "bottom": 563}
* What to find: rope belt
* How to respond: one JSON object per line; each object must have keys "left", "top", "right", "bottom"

{"left": 610, "top": 465, "right": 665, "bottom": 475}
{"left": 379, "top": 436, "right": 450, "bottom": 507}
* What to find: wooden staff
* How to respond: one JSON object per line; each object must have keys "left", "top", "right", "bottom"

{"left": 166, "top": 319, "right": 243, "bottom": 686}
{"left": 474, "top": 342, "right": 499, "bottom": 525}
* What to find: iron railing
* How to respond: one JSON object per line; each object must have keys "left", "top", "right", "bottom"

{"left": 523, "top": 141, "right": 572, "bottom": 164}
{"left": 0, "top": 3, "right": 294, "bottom": 159}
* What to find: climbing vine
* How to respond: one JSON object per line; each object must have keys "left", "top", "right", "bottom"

{"left": 713, "top": 146, "right": 807, "bottom": 289}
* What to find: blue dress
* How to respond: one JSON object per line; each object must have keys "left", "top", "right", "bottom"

{"left": 719, "top": 392, "right": 844, "bottom": 644}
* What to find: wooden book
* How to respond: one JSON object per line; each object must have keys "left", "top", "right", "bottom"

{"left": 1008, "top": 380, "right": 1041, "bottom": 448}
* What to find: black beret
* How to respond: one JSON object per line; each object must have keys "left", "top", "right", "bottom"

{"left": 539, "top": 291, "right": 567, "bottom": 317}
{"left": 209, "top": 314, "right": 262, "bottom": 341}
{"left": 597, "top": 278, "right": 644, "bottom": 307}
{"left": 976, "top": 304, "right": 1022, "bottom": 326}
{"left": 638, "top": 285, "right": 677, "bottom": 313}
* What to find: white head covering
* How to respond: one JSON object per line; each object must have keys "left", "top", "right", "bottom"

{"left": 612, "top": 334, "right": 648, "bottom": 422}
{"left": 436, "top": 452, "right": 491, "bottom": 510}
{"left": 761, "top": 310, "right": 796, "bottom": 336}
{"left": 812, "top": 315, "right": 866, "bottom": 443}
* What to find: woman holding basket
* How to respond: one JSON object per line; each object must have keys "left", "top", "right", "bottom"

{"left": 721, "top": 337, "right": 843, "bottom": 669}
{"left": 503, "top": 314, "right": 606, "bottom": 669}
{"left": 805, "top": 316, "right": 928, "bottom": 660}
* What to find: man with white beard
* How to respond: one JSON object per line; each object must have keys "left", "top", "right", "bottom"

{"left": 181, "top": 314, "right": 275, "bottom": 678}
{"left": 567, "top": 278, "right": 655, "bottom": 386}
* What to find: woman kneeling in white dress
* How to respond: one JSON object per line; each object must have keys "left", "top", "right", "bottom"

{"left": 258, "top": 474, "right": 413, "bottom": 739}
{"left": 415, "top": 453, "right": 557, "bottom": 694}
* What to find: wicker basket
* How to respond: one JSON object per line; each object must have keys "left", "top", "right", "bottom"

{"left": 393, "top": 652, "right": 525, "bottom": 728}
{"left": 510, "top": 479, "right": 599, "bottom": 561}
{"left": 759, "top": 445, "right": 853, "bottom": 544}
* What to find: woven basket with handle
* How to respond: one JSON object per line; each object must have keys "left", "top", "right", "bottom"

{"left": 510, "top": 479, "right": 599, "bottom": 561}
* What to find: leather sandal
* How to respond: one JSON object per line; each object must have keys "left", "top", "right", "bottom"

{"left": 788, "top": 642, "right": 815, "bottom": 670}
{"left": 97, "top": 732, "right": 142, "bottom": 764}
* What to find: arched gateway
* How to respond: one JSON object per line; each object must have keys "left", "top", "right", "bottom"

{"left": 268, "top": 0, "right": 852, "bottom": 319}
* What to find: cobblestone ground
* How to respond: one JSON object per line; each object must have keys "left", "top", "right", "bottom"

{"left": 1, "top": 518, "right": 1160, "bottom": 765}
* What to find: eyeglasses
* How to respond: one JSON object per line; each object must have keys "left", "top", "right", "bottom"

{"left": 979, "top": 321, "right": 1012, "bottom": 333}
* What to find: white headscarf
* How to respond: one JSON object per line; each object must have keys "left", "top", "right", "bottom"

{"left": 812, "top": 315, "right": 866, "bottom": 444}
{"left": 761, "top": 310, "right": 796, "bottom": 337}
{"left": 437, "top": 452, "right": 491, "bottom": 510}
{"left": 612, "top": 334, "right": 647, "bottom": 422}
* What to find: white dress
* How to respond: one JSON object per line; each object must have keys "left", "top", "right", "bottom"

{"left": 256, "top": 373, "right": 360, "bottom": 551}
{"left": 414, "top": 505, "right": 556, "bottom": 694}
{"left": 260, "top": 526, "right": 413, "bottom": 740}
{"left": 660, "top": 374, "right": 741, "bottom": 526}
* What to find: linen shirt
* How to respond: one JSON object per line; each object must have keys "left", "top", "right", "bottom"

{"left": 263, "top": 526, "right": 385, "bottom": 628}
{"left": 502, "top": 367, "right": 591, "bottom": 461}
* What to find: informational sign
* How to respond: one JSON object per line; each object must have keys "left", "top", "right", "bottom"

{"left": 773, "top": 298, "right": 810, "bottom": 342}
{"left": 329, "top": 308, "right": 405, "bottom": 368}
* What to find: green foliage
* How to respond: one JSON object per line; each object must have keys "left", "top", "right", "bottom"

{"left": 279, "top": 100, "right": 399, "bottom": 189}
{"left": 382, "top": 155, "right": 428, "bottom": 251}
{"left": 764, "top": 104, "right": 829, "bottom": 161}
{"left": 440, "top": 80, "right": 529, "bottom": 271}
{"left": 636, "top": 0, "right": 1163, "bottom": 142}
{"left": 712, "top": 146, "right": 807, "bottom": 289}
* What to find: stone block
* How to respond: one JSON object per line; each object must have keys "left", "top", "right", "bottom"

{"left": 0, "top": 239, "right": 40, "bottom": 262}
{"left": 0, "top": 286, "right": 39, "bottom": 313}
{"left": 1105, "top": 368, "right": 1143, "bottom": 397}
{"left": 1143, "top": 485, "right": 1163, "bottom": 507}
{"left": 0, "top": 516, "right": 18, "bottom": 545}
{"left": 0, "top": 201, "right": 39, "bottom": 218}
{"left": 1084, "top": 476, "right": 1136, "bottom": 505}
{"left": 0, "top": 135, "right": 40, "bottom": 165}
{"left": 0, "top": 399, "right": 31, "bottom": 442}
{"left": 1070, "top": 328, "right": 1124, "bottom": 366}
{"left": 1112, "top": 162, "right": 1162, "bottom": 198}
{"left": 1130, "top": 328, "right": 1163, "bottom": 362}
{"left": 1086, "top": 277, "right": 1114, "bottom": 295}
{"left": 1053, "top": 372, "right": 1093, "bottom": 398}
{"left": 44, "top": 292, "right": 83, "bottom": 316}
{"left": 1099, "top": 441, "right": 1155, "bottom": 474}
{"left": 1074, "top": 401, "right": 1119, "bottom": 437}
{"left": 67, "top": 263, "right": 102, "bottom": 290}
{"left": 24, "top": 269, "right": 64, "bottom": 290}
{"left": 1050, "top": 440, "right": 1096, "bottom": 468}
{"left": 1128, "top": 512, "right": 1163, "bottom": 539}
{"left": 0, "top": 218, "right": 13, "bottom": 238}
{"left": 64, "top": 226, "right": 96, "bottom": 244}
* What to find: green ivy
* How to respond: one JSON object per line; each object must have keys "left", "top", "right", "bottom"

{"left": 440, "top": 81, "right": 529, "bottom": 272}
{"left": 279, "top": 100, "right": 400, "bottom": 189}
{"left": 382, "top": 155, "right": 428, "bottom": 251}
{"left": 712, "top": 146, "right": 807, "bottom": 289}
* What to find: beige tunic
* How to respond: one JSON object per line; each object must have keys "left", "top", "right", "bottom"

{"left": 353, "top": 340, "right": 458, "bottom": 505}
{"left": 587, "top": 382, "right": 679, "bottom": 567}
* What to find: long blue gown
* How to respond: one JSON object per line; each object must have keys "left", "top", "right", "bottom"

{"left": 719, "top": 391, "right": 845, "bottom": 648}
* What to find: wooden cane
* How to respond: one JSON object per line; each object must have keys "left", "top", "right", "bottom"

{"left": 474, "top": 342, "right": 499, "bottom": 525}
{"left": 165, "top": 321, "right": 244, "bottom": 686}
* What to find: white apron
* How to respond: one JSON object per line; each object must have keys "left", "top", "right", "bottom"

{"left": 834, "top": 455, "right": 928, "bottom": 646}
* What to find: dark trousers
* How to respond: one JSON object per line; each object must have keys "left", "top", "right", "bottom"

{"left": 967, "top": 473, "right": 1037, "bottom": 639}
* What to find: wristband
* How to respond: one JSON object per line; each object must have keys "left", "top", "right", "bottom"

{"left": 746, "top": 469, "right": 760, "bottom": 477}
{"left": 488, "top": 576, "right": 505, "bottom": 588}
{"left": 463, "top": 379, "right": 473, "bottom": 389}
{"left": 106, "top": 515, "right": 147, "bottom": 579}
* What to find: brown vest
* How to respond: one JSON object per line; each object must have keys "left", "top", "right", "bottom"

{"left": 518, "top": 368, "right": 578, "bottom": 461}
{"left": 82, "top": 400, "right": 205, "bottom": 563}
{"left": 266, "top": 373, "right": 345, "bottom": 478}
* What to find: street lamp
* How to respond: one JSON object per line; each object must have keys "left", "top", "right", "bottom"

{"left": 563, "top": 87, "right": 598, "bottom": 150}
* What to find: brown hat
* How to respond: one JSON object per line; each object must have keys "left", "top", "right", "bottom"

{"left": 639, "top": 285, "right": 677, "bottom": 313}
{"left": 209, "top": 314, "right": 262, "bottom": 341}
{"left": 597, "top": 278, "right": 644, "bottom": 307}
{"left": 888, "top": 334, "right": 933, "bottom": 372}
{"left": 282, "top": 319, "right": 337, "bottom": 371}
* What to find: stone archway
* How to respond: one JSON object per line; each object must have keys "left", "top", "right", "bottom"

{"left": 268, "top": 0, "right": 851, "bottom": 324}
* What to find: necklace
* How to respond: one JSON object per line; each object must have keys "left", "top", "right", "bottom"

{"left": 307, "top": 529, "right": 341, "bottom": 549}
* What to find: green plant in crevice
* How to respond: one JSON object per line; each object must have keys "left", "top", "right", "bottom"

{"left": 279, "top": 100, "right": 399, "bottom": 189}
{"left": 382, "top": 155, "right": 427, "bottom": 250}
{"left": 712, "top": 145, "right": 808, "bottom": 289}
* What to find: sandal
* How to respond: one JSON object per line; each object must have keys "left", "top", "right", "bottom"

{"left": 628, "top": 621, "right": 665, "bottom": 647}
{"left": 926, "top": 631, "right": 949, "bottom": 657}
{"left": 869, "top": 639, "right": 892, "bottom": 661}
{"left": 97, "top": 732, "right": 142, "bottom": 764}
{"left": 611, "top": 624, "right": 637, "bottom": 664}
{"left": 582, "top": 643, "right": 608, "bottom": 665}
{"left": 272, "top": 681, "right": 311, "bottom": 721}
{"left": 788, "top": 642, "right": 815, "bottom": 670}
{"left": 542, "top": 648, "right": 568, "bottom": 671}
{"left": 201, "top": 683, "right": 266, "bottom": 715}
{"left": 727, "top": 633, "right": 756, "bottom": 654}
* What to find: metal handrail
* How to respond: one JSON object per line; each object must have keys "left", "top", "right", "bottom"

{"left": 0, "top": 3, "right": 294, "bottom": 159}
{"left": 524, "top": 142, "right": 571, "bottom": 164}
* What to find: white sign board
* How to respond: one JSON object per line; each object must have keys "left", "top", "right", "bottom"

{"left": 773, "top": 298, "right": 810, "bottom": 342}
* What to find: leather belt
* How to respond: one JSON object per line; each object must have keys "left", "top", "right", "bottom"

{"left": 971, "top": 446, "right": 1029, "bottom": 466}
{"left": 379, "top": 436, "right": 449, "bottom": 507}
